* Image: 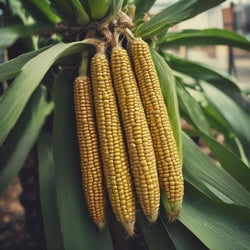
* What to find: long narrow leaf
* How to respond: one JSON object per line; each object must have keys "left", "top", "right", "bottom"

{"left": 0, "top": 41, "right": 89, "bottom": 145}
{"left": 158, "top": 29, "right": 250, "bottom": 51}
{"left": 134, "top": 0, "right": 156, "bottom": 19}
{"left": 136, "top": 211, "right": 175, "bottom": 250}
{"left": 187, "top": 130, "right": 250, "bottom": 190}
{"left": 202, "top": 104, "right": 249, "bottom": 163}
{"left": 135, "top": 0, "right": 225, "bottom": 38}
{"left": 176, "top": 79, "right": 211, "bottom": 136}
{"left": 21, "top": 0, "right": 61, "bottom": 24}
{"left": 0, "top": 86, "right": 53, "bottom": 194}
{"left": 161, "top": 217, "right": 208, "bottom": 250}
{"left": 201, "top": 82, "right": 250, "bottom": 162}
{"left": 162, "top": 52, "right": 241, "bottom": 93}
{"left": 0, "top": 23, "right": 53, "bottom": 50}
{"left": 180, "top": 184, "right": 250, "bottom": 250}
{"left": 53, "top": 70, "right": 113, "bottom": 250}
{"left": 0, "top": 46, "right": 49, "bottom": 81}
{"left": 37, "top": 133, "right": 64, "bottom": 250}
{"left": 182, "top": 132, "right": 250, "bottom": 207}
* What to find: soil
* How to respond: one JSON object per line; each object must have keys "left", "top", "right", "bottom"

{"left": 0, "top": 178, "right": 38, "bottom": 250}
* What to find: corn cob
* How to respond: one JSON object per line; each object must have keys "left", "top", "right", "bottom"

{"left": 74, "top": 75, "right": 106, "bottom": 231}
{"left": 130, "top": 37, "right": 184, "bottom": 221}
{"left": 111, "top": 45, "right": 160, "bottom": 222}
{"left": 91, "top": 50, "right": 136, "bottom": 236}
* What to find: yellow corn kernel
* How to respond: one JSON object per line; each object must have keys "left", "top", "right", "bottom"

{"left": 130, "top": 37, "right": 184, "bottom": 220}
{"left": 90, "top": 52, "right": 136, "bottom": 237}
{"left": 73, "top": 75, "right": 106, "bottom": 231}
{"left": 111, "top": 46, "right": 160, "bottom": 223}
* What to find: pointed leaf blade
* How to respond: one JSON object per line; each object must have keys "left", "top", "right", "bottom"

{"left": 0, "top": 41, "right": 89, "bottom": 145}
{"left": 37, "top": 133, "right": 65, "bottom": 250}
{"left": 135, "top": 0, "right": 226, "bottom": 38}
{"left": 0, "top": 86, "right": 53, "bottom": 194}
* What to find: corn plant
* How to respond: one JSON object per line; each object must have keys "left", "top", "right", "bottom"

{"left": 0, "top": 0, "right": 250, "bottom": 249}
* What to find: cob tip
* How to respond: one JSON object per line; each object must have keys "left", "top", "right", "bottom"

{"left": 161, "top": 191, "right": 182, "bottom": 222}
{"left": 122, "top": 221, "right": 135, "bottom": 237}
{"left": 95, "top": 220, "right": 106, "bottom": 232}
{"left": 145, "top": 209, "right": 159, "bottom": 223}
{"left": 167, "top": 200, "right": 182, "bottom": 222}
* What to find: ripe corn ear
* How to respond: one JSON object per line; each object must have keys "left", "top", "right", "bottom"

{"left": 111, "top": 46, "right": 160, "bottom": 222}
{"left": 130, "top": 37, "right": 184, "bottom": 221}
{"left": 74, "top": 75, "right": 106, "bottom": 231}
{"left": 91, "top": 52, "right": 136, "bottom": 236}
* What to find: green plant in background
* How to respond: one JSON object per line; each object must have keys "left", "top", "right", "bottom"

{"left": 0, "top": 0, "right": 250, "bottom": 249}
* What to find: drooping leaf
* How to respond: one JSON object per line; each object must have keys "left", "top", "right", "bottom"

{"left": 187, "top": 130, "right": 250, "bottom": 191}
{"left": 134, "top": 0, "right": 156, "bottom": 19}
{"left": 201, "top": 82, "right": 250, "bottom": 162}
{"left": 202, "top": 102, "right": 233, "bottom": 136}
{"left": 182, "top": 132, "right": 250, "bottom": 207}
{"left": 0, "top": 46, "right": 49, "bottom": 81}
{"left": 136, "top": 211, "right": 175, "bottom": 250}
{"left": 0, "top": 23, "right": 53, "bottom": 50}
{"left": 0, "top": 41, "right": 89, "bottom": 145}
{"left": 53, "top": 69, "right": 113, "bottom": 250}
{"left": 176, "top": 79, "right": 211, "bottom": 136}
{"left": 202, "top": 103, "right": 249, "bottom": 163}
{"left": 180, "top": 183, "right": 250, "bottom": 250}
{"left": 158, "top": 29, "right": 250, "bottom": 52}
{"left": 21, "top": 0, "right": 61, "bottom": 24}
{"left": 161, "top": 216, "right": 208, "bottom": 250}
{"left": 4, "top": 0, "right": 27, "bottom": 23}
{"left": 150, "top": 48, "right": 182, "bottom": 164}
{"left": 162, "top": 52, "right": 241, "bottom": 94}
{"left": 0, "top": 86, "right": 53, "bottom": 194}
{"left": 135, "top": 0, "right": 226, "bottom": 38}
{"left": 37, "top": 133, "right": 64, "bottom": 250}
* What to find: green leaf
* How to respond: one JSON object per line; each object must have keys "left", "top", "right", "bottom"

{"left": 37, "top": 133, "right": 64, "bottom": 250}
{"left": 0, "top": 41, "right": 89, "bottom": 145}
{"left": 71, "top": 0, "right": 90, "bottom": 25}
{"left": 105, "top": 0, "right": 123, "bottom": 21}
{"left": 162, "top": 52, "right": 241, "bottom": 94}
{"left": 50, "top": 0, "right": 77, "bottom": 24}
{"left": 134, "top": 0, "right": 156, "bottom": 19}
{"left": 202, "top": 103, "right": 233, "bottom": 136}
{"left": 180, "top": 184, "right": 250, "bottom": 250}
{"left": 176, "top": 79, "right": 211, "bottom": 136}
{"left": 201, "top": 82, "right": 250, "bottom": 162}
{"left": 135, "top": 0, "right": 226, "bottom": 39}
{"left": 4, "top": 0, "right": 27, "bottom": 23}
{"left": 53, "top": 70, "right": 113, "bottom": 250}
{"left": 161, "top": 217, "right": 208, "bottom": 250}
{"left": 158, "top": 29, "right": 250, "bottom": 51}
{"left": 0, "top": 23, "right": 53, "bottom": 50}
{"left": 21, "top": 0, "right": 61, "bottom": 24}
{"left": 136, "top": 211, "right": 175, "bottom": 250}
{"left": 0, "top": 46, "right": 49, "bottom": 81}
{"left": 182, "top": 132, "right": 250, "bottom": 207}
{"left": 187, "top": 130, "right": 250, "bottom": 191}
{"left": 201, "top": 104, "right": 249, "bottom": 163}
{"left": 150, "top": 48, "right": 182, "bottom": 164}
{"left": 0, "top": 86, "right": 53, "bottom": 195}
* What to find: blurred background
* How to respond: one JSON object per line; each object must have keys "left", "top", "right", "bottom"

{"left": 153, "top": 0, "right": 250, "bottom": 87}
